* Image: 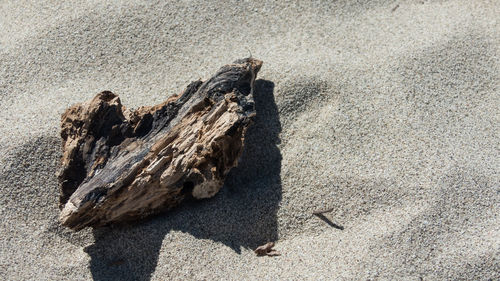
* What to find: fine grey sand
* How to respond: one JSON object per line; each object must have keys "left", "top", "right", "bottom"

{"left": 1, "top": 0, "right": 499, "bottom": 280}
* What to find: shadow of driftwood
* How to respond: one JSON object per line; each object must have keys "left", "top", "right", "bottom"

{"left": 84, "top": 79, "right": 282, "bottom": 281}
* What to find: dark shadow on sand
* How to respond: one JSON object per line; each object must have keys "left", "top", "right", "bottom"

{"left": 84, "top": 79, "right": 282, "bottom": 281}
{"left": 313, "top": 214, "right": 344, "bottom": 230}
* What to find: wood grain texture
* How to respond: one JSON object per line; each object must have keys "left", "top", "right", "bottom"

{"left": 58, "top": 58, "right": 262, "bottom": 230}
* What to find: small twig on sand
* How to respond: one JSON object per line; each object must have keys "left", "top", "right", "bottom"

{"left": 312, "top": 208, "right": 334, "bottom": 215}
{"left": 391, "top": 4, "right": 400, "bottom": 12}
{"left": 254, "top": 242, "right": 280, "bottom": 257}
{"left": 313, "top": 208, "right": 344, "bottom": 230}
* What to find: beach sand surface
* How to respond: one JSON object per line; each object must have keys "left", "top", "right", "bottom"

{"left": 1, "top": 0, "right": 499, "bottom": 280}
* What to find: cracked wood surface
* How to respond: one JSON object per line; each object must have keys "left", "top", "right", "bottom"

{"left": 58, "top": 58, "right": 262, "bottom": 230}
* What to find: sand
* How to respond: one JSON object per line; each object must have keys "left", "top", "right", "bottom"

{"left": 1, "top": 0, "right": 499, "bottom": 280}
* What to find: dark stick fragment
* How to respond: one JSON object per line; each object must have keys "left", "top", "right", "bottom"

{"left": 312, "top": 207, "right": 334, "bottom": 215}
{"left": 314, "top": 214, "right": 344, "bottom": 230}
{"left": 312, "top": 208, "right": 344, "bottom": 230}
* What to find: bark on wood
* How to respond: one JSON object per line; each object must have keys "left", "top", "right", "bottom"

{"left": 58, "top": 58, "right": 262, "bottom": 230}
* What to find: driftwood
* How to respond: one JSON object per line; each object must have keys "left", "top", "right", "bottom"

{"left": 58, "top": 58, "right": 262, "bottom": 230}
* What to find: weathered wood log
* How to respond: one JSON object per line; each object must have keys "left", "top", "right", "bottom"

{"left": 58, "top": 58, "right": 262, "bottom": 230}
